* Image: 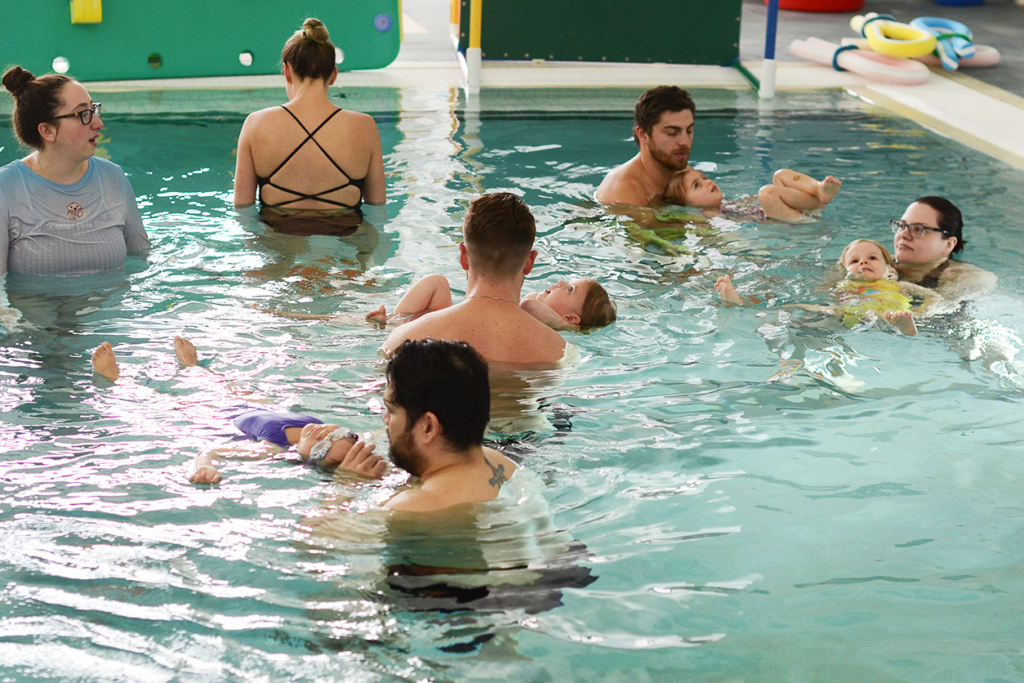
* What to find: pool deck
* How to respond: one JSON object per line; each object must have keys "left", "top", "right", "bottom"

{"left": 83, "top": 0, "right": 1024, "bottom": 170}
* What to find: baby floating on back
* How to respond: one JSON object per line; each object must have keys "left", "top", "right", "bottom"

{"left": 665, "top": 167, "right": 841, "bottom": 223}
{"left": 367, "top": 273, "right": 617, "bottom": 332}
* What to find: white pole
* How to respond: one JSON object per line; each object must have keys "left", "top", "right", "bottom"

{"left": 466, "top": 0, "right": 482, "bottom": 95}
{"left": 467, "top": 47, "right": 481, "bottom": 95}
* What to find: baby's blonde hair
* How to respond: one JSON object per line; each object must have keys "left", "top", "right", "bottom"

{"left": 839, "top": 239, "right": 898, "bottom": 281}
{"left": 664, "top": 171, "right": 691, "bottom": 205}
{"left": 579, "top": 279, "right": 616, "bottom": 328}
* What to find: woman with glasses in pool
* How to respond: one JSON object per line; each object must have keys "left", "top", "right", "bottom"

{"left": 0, "top": 66, "right": 150, "bottom": 277}
{"left": 890, "top": 196, "right": 996, "bottom": 314}
{"left": 233, "top": 18, "right": 386, "bottom": 229}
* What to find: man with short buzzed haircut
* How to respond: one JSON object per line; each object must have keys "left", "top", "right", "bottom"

{"left": 596, "top": 85, "right": 697, "bottom": 208}
{"left": 382, "top": 192, "right": 566, "bottom": 364}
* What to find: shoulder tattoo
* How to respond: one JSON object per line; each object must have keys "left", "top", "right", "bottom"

{"left": 483, "top": 455, "right": 507, "bottom": 488}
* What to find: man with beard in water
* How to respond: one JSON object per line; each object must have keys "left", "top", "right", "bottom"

{"left": 379, "top": 338, "right": 517, "bottom": 512}
{"left": 375, "top": 339, "right": 593, "bottom": 615}
{"left": 595, "top": 85, "right": 696, "bottom": 209}
{"left": 299, "top": 339, "right": 593, "bottom": 616}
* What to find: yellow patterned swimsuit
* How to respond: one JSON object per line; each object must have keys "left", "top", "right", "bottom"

{"left": 835, "top": 279, "right": 911, "bottom": 328}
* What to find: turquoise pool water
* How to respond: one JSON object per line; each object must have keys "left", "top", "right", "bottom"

{"left": 2, "top": 87, "right": 1024, "bottom": 681}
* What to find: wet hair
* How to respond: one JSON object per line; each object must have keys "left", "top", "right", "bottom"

{"left": 839, "top": 239, "right": 898, "bottom": 281}
{"left": 463, "top": 192, "right": 536, "bottom": 280}
{"left": 579, "top": 279, "right": 617, "bottom": 328}
{"left": 386, "top": 339, "right": 490, "bottom": 452}
{"left": 912, "top": 196, "right": 965, "bottom": 254}
{"left": 664, "top": 171, "right": 689, "bottom": 205}
{"left": 633, "top": 85, "right": 696, "bottom": 146}
{"left": 2, "top": 66, "right": 73, "bottom": 149}
{"left": 281, "top": 18, "right": 336, "bottom": 82}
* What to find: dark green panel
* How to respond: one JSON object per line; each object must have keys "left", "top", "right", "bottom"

{"left": 0, "top": 0, "right": 401, "bottom": 82}
{"left": 458, "top": 0, "right": 741, "bottom": 65}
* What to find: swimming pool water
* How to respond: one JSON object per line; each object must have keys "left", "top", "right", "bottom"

{"left": 2, "top": 87, "right": 1024, "bottom": 682}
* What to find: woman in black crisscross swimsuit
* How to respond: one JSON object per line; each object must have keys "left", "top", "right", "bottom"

{"left": 233, "top": 18, "right": 386, "bottom": 224}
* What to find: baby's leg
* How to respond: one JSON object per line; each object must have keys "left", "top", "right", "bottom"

{"left": 771, "top": 169, "right": 841, "bottom": 212}
{"left": 91, "top": 342, "right": 120, "bottom": 382}
{"left": 757, "top": 185, "right": 809, "bottom": 222}
{"left": 393, "top": 274, "right": 454, "bottom": 317}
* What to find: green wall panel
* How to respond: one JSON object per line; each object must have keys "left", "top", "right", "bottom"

{"left": 458, "top": 0, "right": 741, "bottom": 66}
{"left": 0, "top": 0, "right": 401, "bottom": 82}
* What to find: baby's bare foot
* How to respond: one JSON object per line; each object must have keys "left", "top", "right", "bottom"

{"left": 91, "top": 342, "right": 120, "bottom": 382}
{"left": 365, "top": 305, "right": 388, "bottom": 326}
{"left": 715, "top": 275, "right": 743, "bottom": 306}
{"left": 174, "top": 336, "right": 199, "bottom": 367}
{"left": 189, "top": 465, "right": 222, "bottom": 486}
{"left": 884, "top": 310, "right": 918, "bottom": 336}
{"left": 819, "top": 176, "right": 841, "bottom": 204}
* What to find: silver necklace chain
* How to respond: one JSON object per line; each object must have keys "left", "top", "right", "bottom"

{"left": 466, "top": 294, "right": 519, "bottom": 304}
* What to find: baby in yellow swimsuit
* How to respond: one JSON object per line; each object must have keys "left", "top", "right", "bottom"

{"left": 717, "top": 239, "right": 940, "bottom": 336}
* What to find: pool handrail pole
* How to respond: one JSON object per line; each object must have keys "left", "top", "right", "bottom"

{"left": 760, "top": 0, "right": 779, "bottom": 99}
{"left": 466, "top": 0, "right": 482, "bottom": 95}
{"left": 731, "top": 58, "right": 761, "bottom": 92}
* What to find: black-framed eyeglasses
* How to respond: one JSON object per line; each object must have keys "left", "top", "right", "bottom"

{"left": 890, "top": 219, "right": 949, "bottom": 239}
{"left": 49, "top": 102, "right": 102, "bottom": 125}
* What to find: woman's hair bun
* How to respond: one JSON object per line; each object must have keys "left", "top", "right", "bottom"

{"left": 2, "top": 66, "right": 35, "bottom": 98}
{"left": 302, "top": 18, "right": 330, "bottom": 44}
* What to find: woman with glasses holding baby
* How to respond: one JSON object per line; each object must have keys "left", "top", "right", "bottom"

{"left": 0, "top": 66, "right": 149, "bottom": 277}
{"left": 891, "top": 196, "right": 995, "bottom": 315}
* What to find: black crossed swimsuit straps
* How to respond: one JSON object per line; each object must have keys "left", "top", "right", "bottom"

{"left": 256, "top": 106, "right": 366, "bottom": 209}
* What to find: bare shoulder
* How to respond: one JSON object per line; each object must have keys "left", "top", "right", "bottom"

{"left": 339, "top": 109, "right": 378, "bottom": 125}
{"left": 944, "top": 260, "right": 997, "bottom": 290}
{"left": 596, "top": 158, "right": 648, "bottom": 206}
{"left": 382, "top": 322, "right": 413, "bottom": 356}
{"left": 381, "top": 308, "right": 446, "bottom": 355}
{"left": 333, "top": 109, "right": 381, "bottom": 137}
{"left": 483, "top": 446, "right": 517, "bottom": 478}
{"left": 243, "top": 106, "right": 284, "bottom": 125}
{"left": 240, "top": 106, "right": 289, "bottom": 141}
{"left": 526, "top": 315, "right": 569, "bottom": 357}
{"left": 946, "top": 260, "right": 994, "bottom": 277}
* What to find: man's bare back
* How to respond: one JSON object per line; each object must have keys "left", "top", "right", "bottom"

{"left": 382, "top": 298, "right": 566, "bottom": 364}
